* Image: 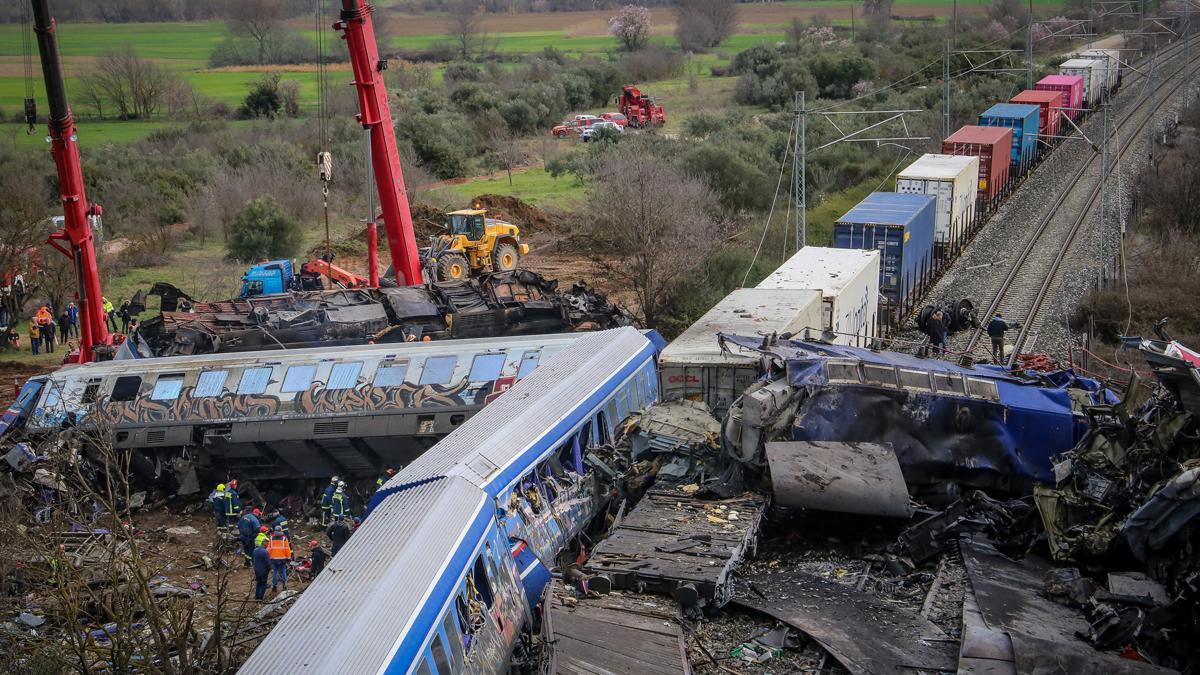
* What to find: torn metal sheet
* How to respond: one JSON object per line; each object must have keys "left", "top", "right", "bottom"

{"left": 734, "top": 569, "right": 958, "bottom": 674}
{"left": 959, "top": 535, "right": 1173, "bottom": 674}
{"left": 766, "top": 441, "right": 913, "bottom": 517}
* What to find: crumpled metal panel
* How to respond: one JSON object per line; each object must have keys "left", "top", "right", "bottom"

{"left": 766, "top": 440, "right": 913, "bottom": 517}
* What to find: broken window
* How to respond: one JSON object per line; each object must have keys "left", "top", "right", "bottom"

{"left": 111, "top": 376, "right": 142, "bottom": 402}
{"left": 151, "top": 374, "right": 185, "bottom": 401}
{"left": 441, "top": 610, "right": 466, "bottom": 671}
{"left": 471, "top": 555, "right": 494, "bottom": 608}
{"left": 281, "top": 365, "right": 317, "bottom": 393}
{"left": 195, "top": 370, "right": 227, "bottom": 397}
{"left": 372, "top": 362, "right": 408, "bottom": 387}
{"left": 826, "top": 361, "right": 860, "bottom": 383}
{"left": 81, "top": 377, "right": 102, "bottom": 404}
{"left": 864, "top": 364, "right": 897, "bottom": 387}
{"left": 606, "top": 400, "right": 619, "bottom": 431}
{"left": 468, "top": 353, "right": 506, "bottom": 382}
{"left": 237, "top": 368, "right": 272, "bottom": 395}
{"left": 414, "top": 655, "right": 433, "bottom": 675}
{"left": 596, "top": 411, "right": 610, "bottom": 445}
{"left": 933, "top": 373, "right": 966, "bottom": 395}
{"left": 965, "top": 378, "right": 1000, "bottom": 401}
{"left": 328, "top": 362, "right": 363, "bottom": 390}
{"left": 517, "top": 351, "right": 540, "bottom": 378}
{"left": 419, "top": 355, "right": 458, "bottom": 385}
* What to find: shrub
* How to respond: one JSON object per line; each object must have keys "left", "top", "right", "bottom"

{"left": 621, "top": 46, "right": 684, "bottom": 81}
{"left": 675, "top": 0, "right": 739, "bottom": 53}
{"left": 225, "top": 197, "right": 303, "bottom": 261}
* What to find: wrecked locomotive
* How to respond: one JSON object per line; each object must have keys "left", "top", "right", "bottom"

{"left": 241, "top": 327, "right": 662, "bottom": 674}
{"left": 128, "top": 271, "right": 631, "bottom": 358}
{"left": 8, "top": 333, "right": 584, "bottom": 488}
{"left": 721, "top": 335, "right": 1116, "bottom": 495}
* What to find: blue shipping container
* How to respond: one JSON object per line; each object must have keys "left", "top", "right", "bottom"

{"left": 978, "top": 103, "right": 1040, "bottom": 171}
{"left": 833, "top": 192, "right": 936, "bottom": 307}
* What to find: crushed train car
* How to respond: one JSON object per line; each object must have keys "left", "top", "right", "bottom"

{"left": 720, "top": 335, "right": 1116, "bottom": 494}
{"left": 8, "top": 334, "right": 584, "bottom": 488}
{"left": 129, "top": 270, "right": 630, "bottom": 358}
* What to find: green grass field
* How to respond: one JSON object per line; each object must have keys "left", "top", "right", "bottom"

{"left": 433, "top": 167, "right": 586, "bottom": 208}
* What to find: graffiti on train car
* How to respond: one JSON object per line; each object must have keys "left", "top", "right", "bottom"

{"left": 91, "top": 376, "right": 509, "bottom": 426}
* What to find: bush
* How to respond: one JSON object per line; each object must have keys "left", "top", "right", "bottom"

{"left": 225, "top": 197, "right": 303, "bottom": 261}
{"left": 675, "top": 0, "right": 739, "bottom": 53}
{"left": 621, "top": 46, "right": 684, "bottom": 81}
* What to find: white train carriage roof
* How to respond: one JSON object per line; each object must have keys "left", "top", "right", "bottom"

{"left": 239, "top": 476, "right": 491, "bottom": 675}
{"left": 378, "top": 327, "right": 656, "bottom": 498}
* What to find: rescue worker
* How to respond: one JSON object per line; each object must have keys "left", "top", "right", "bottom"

{"left": 58, "top": 308, "right": 70, "bottom": 344}
{"left": 102, "top": 296, "right": 116, "bottom": 332}
{"left": 927, "top": 310, "right": 949, "bottom": 355}
{"left": 35, "top": 306, "right": 54, "bottom": 354}
{"left": 238, "top": 508, "right": 261, "bottom": 567}
{"left": 210, "top": 484, "right": 227, "bottom": 533}
{"left": 66, "top": 301, "right": 78, "bottom": 337}
{"left": 255, "top": 525, "right": 270, "bottom": 548}
{"left": 267, "top": 526, "right": 292, "bottom": 592}
{"left": 327, "top": 515, "right": 351, "bottom": 556}
{"left": 27, "top": 319, "right": 39, "bottom": 355}
{"left": 321, "top": 476, "right": 338, "bottom": 526}
{"left": 267, "top": 510, "right": 291, "bottom": 541}
{"left": 331, "top": 484, "right": 348, "bottom": 521}
{"left": 375, "top": 468, "right": 396, "bottom": 491}
{"left": 309, "top": 539, "right": 329, "bottom": 577}
{"left": 252, "top": 539, "right": 271, "bottom": 600}
{"left": 987, "top": 312, "right": 1021, "bottom": 363}
{"left": 224, "top": 480, "right": 242, "bottom": 534}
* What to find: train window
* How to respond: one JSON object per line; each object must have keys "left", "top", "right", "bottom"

{"left": 628, "top": 381, "right": 642, "bottom": 411}
{"left": 111, "top": 376, "right": 142, "bottom": 402}
{"left": 606, "top": 401, "right": 619, "bottom": 431}
{"left": 898, "top": 369, "right": 932, "bottom": 391}
{"left": 281, "top": 365, "right": 317, "bottom": 393}
{"left": 933, "top": 373, "right": 966, "bottom": 395}
{"left": 420, "top": 356, "right": 457, "bottom": 385}
{"left": 42, "top": 383, "right": 62, "bottom": 408}
{"left": 441, "top": 612, "right": 466, "bottom": 671}
{"left": 414, "top": 655, "right": 433, "bottom": 675}
{"left": 472, "top": 555, "right": 494, "bottom": 609}
{"left": 580, "top": 420, "right": 593, "bottom": 450}
{"left": 596, "top": 411, "right": 610, "bottom": 444}
{"left": 237, "top": 368, "right": 272, "bottom": 395}
{"left": 81, "top": 378, "right": 102, "bottom": 404}
{"left": 517, "top": 351, "right": 540, "bottom": 379}
{"left": 195, "top": 370, "right": 228, "bottom": 398}
{"left": 468, "top": 353, "right": 506, "bottom": 382}
{"left": 965, "top": 378, "right": 1000, "bottom": 401}
{"left": 826, "top": 361, "right": 860, "bottom": 383}
{"left": 151, "top": 374, "right": 185, "bottom": 401}
{"left": 372, "top": 362, "right": 408, "bottom": 387}
{"left": 430, "top": 633, "right": 451, "bottom": 674}
{"left": 328, "top": 362, "right": 363, "bottom": 390}
{"left": 863, "top": 365, "right": 897, "bottom": 388}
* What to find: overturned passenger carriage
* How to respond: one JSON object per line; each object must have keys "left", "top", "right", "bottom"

{"left": 17, "top": 334, "right": 584, "bottom": 485}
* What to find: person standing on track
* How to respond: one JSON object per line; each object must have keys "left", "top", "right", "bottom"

{"left": 987, "top": 312, "right": 1021, "bottom": 363}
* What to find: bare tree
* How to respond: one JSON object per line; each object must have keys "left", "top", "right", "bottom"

{"left": 225, "top": 0, "right": 287, "bottom": 65}
{"left": 0, "top": 149, "right": 54, "bottom": 326}
{"left": 863, "top": 0, "right": 893, "bottom": 37}
{"left": 78, "top": 47, "right": 180, "bottom": 120}
{"left": 488, "top": 126, "right": 523, "bottom": 187}
{"left": 583, "top": 150, "right": 724, "bottom": 328}
{"left": 675, "top": 0, "right": 739, "bottom": 52}
{"left": 446, "top": 0, "right": 486, "bottom": 60}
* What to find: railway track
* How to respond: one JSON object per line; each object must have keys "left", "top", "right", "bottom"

{"left": 960, "top": 38, "right": 1200, "bottom": 362}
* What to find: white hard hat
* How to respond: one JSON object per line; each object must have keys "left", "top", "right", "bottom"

{"left": 330, "top": 476, "right": 339, "bottom": 484}
{"left": 338, "top": 480, "right": 346, "bottom": 488}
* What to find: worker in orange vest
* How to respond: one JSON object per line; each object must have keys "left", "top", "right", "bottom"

{"left": 34, "top": 306, "right": 54, "bottom": 354}
{"left": 266, "top": 526, "right": 293, "bottom": 592}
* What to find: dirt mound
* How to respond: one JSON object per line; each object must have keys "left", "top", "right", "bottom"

{"left": 0, "top": 360, "right": 55, "bottom": 407}
{"left": 472, "top": 194, "right": 557, "bottom": 232}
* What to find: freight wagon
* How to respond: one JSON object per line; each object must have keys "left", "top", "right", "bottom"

{"left": 979, "top": 103, "right": 1041, "bottom": 176}
{"left": 1010, "top": 90, "right": 1064, "bottom": 147}
{"left": 895, "top": 153, "right": 980, "bottom": 258}
{"left": 834, "top": 192, "right": 936, "bottom": 324}
{"left": 756, "top": 246, "right": 881, "bottom": 348}
{"left": 1078, "top": 49, "right": 1121, "bottom": 94}
{"left": 1036, "top": 75, "right": 1085, "bottom": 121}
{"left": 659, "top": 288, "right": 822, "bottom": 415}
{"left": 1059, "top": 58, "right": 1103, "bottom": 107}
{"left": 941, "top": 125, "right": 1013, "bottom": 212}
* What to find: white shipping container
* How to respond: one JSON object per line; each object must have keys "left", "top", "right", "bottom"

{"left": 1059, "top": 58, "right": 1103, "bottom": 107}
{"left": 659, "top": 288, "right": 822, "bottom": 414}
{"left": 894, "top": 154, "right": 979, "bottom": 247}
{"left": 1077, "top": 49, "right": 1120, "bottom": 95}
{"left": 756, "top": 246, "right": 881, "bottom": 347}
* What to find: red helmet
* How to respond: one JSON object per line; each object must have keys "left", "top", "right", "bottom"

{"left": 252, "top": 508, "right": 261, "bottom": 516}
{"left": 259, "top": 526, "right": 269, "bottom": 533}
{"left": 309, "top": 539, "right": 319, "bottom": 548}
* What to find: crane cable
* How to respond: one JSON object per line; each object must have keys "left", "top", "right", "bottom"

{"left": 315, "top": 0, "right": 333, "bottom": 260}
{"left": 21, "top": 0, "right": 35, "bottom": 134}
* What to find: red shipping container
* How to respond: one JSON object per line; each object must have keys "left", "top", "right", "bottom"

{"left": 1011, "top": 89, "right": 1063, "bottom": 140}
{"left": 942, "top": 125, "right": 1014, "bottom": 204}
{"left": 1035, "top": 75, "right": 1084, "bottom": 120}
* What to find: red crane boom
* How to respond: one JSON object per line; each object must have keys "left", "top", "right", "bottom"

{"left": 31, "top": 0, "right": 110, "bottom": 362}
{"left": 334, "top": 1, "right": 424, "bottom": 286}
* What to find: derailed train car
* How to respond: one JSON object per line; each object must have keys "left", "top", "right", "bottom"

{"left": 723, "top": 335, "right": 1115, "bottom": 493}
{"left": 13, "top": 333, "right": 582, "bottom": 486}
{"left": 240, "top": 328, "right": 662, "bottom": 675}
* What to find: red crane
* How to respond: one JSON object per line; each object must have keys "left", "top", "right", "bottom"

{"left": 334, "top": 0, "right": 424, "bottom": 286}
{"left": 31, "top": 0, "right": 113, "bottom": 362}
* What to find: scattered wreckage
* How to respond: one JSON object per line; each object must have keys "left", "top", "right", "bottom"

{"left": 127, "top": 271, "right": 631, "bottom": 358}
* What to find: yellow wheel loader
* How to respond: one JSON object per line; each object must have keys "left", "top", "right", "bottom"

{"left": 427, "top": 209, "right": 529, "bottom": 282}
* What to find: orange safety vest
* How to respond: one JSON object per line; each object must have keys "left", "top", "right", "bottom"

{"left": 35, "top": 309, "right": 52, "bottom": 326}
{"left": 266, "top": 535, "right": 292, "bottom": 560}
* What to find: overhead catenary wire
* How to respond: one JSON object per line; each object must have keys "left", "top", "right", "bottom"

{"left": 740, "top": 113, "right": 797, "bottom": 289}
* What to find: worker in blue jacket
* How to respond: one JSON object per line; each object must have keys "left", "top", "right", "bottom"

{"left": 321, "top": 476, "right": 339, "bottom": 526}
{"left": 210, "top": 484, "right": 227, "bottom": 533}
{"left": 224, "top": 480, "right": 242, "bottom": 536}
{"left": 267, "top": 510, "right": 291, "bottom": 541}
{"left": 251, "top": 540, "right": 271, "bottom": 600}
{"left": 237, "top": 508, "right": 262, "bottom": 567}
{"left": 331, "top": 484, "right": 349, "bottom": 521}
